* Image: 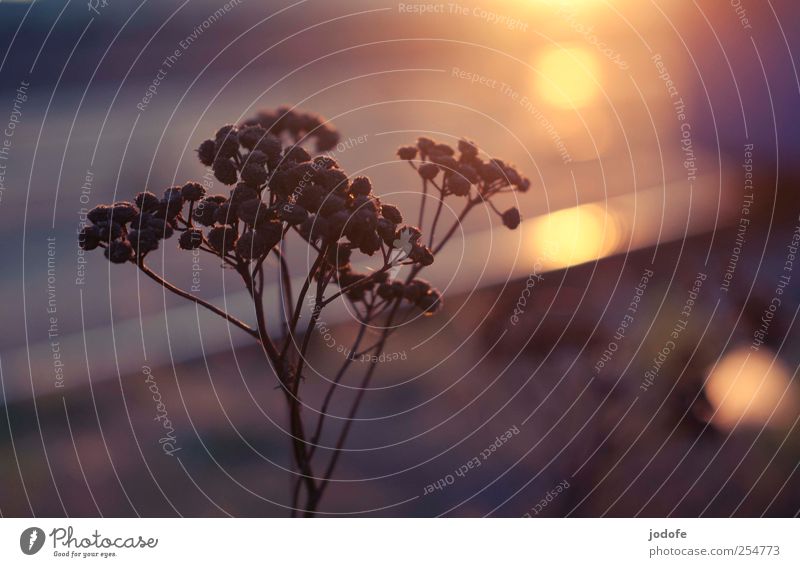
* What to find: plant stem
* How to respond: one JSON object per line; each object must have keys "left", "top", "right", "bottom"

{"left": 320, "top": 263, "right": 391, "bottom": 308}
{"left": 282, "top": 247, "right": 326, "bottom": 360}
{"left": 136, "top": 260, "right": 260, "bottom": 341}
{"left": 432, "top": 199, "right": 476, "bottom": 255}
{"left": 419, "top": 178, "right": 428, "bottom": 227}
{"left": 429, "top": 192, "right": 445, "bottom": 247}
{"left": 274, "top": 246, "right": 294, "bottom": 340}
{"left": 308, "top": 306, "right": 372, "bottom": 459}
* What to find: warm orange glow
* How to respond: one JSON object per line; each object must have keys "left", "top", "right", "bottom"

{"left": 527, "top": 203, "right": 621, "bottom": 269}
{"left": 706, "top": 348, "right": 799, "bottom": 430}
{"left": 556, "top": 111, "right": 614, "bottom": 160}
{"left": 534, "top": 45, "right": 601, "bottom": 109}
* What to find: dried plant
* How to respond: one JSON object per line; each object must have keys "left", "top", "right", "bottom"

{"left": 78, "top": 106, "right": 528, "bottom": 516}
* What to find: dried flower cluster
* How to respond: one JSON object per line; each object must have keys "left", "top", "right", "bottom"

{"left": 79, "top": 107, "right": 443, "bottom": 317}
{"left": 397, "top": 136, "right": 527, "bottom": 230}
{"left": 78, "top": 107, "right": 526, "bottom": 516}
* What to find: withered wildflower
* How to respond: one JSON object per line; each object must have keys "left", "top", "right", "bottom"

{"left": 81, "top": 106, "right": 526, "bottom": 517}
{"left": 181, "top": 182, "right": 206, "bottom": 202}
{"left": 502, "top": 207, "right": 522, "bottom": 229}
{"left": 397, "top": 146, "right": 417, "bottom": 160}
{"left": 402, "top": 135, "right": 527, "bottom": 230}
{"left": 178, "top": 228, "right": 203, "bottom": 250}
{"left": 105, "top": 239, "right": 133, "bottom": 264}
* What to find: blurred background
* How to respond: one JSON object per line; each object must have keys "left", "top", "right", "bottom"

{"left": 1, "top": 0, "right": 800, "bottom": 516}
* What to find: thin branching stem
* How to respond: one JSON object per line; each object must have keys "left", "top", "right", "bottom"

{"left": 432, "top": 199, "right": 476, "bottom": 255}
{"left": 273, "top": 246, "right": 294, "bottom": 340}
{"left": 429, "top": 191, "right": 445, "bottom": 247}
{"left": 136, "top": 260, "right": 259, "bottom": 341}
{"left": 310, "top": 297, "right": 402, "bottom": 507}
{"left": 320, "top": 263, "right": 392, "bottom": 308}
{"left": 282, "top": 246, "right": 327, "bottom": 360}
{"left": 308, "top": 299, "right": 373, "bottom": 459}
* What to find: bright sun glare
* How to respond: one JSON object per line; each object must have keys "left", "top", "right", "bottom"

{"left": 706, "top": 348, "right": 798, "bottom": 430}
{"left": 535, "top": 45, "right": 601, "bottom": 109}
{"left": 528, "top": 203, "right": 621, "bottom": 269}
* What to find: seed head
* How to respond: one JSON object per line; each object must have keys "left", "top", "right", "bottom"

{"left": 277, "top": 202, "right": 308, "bottom": 225}
{"left": 259, "top": 222, "right": 284, "bottom": 249}
{"left": 417, "top": 137, "right": 435, "bottom": 155}
{"left": 376, "top": 218, "right": 396, "bottom": 246}
{"left": 501, "top": 207, "right": 521, "bottom": 229}
{"left": 214, "top": 125, "right": 240, "bottom": 159}
{"left": 237, "top": 199, "right": 272, "bottom": 227}
{"left": 358, "top": 230, "right": 381, "bottom": 256}
{"left": 432, "top": 143, "right": 455, "bottom": 156}
{"left": 207, "top": 226, "right": 237, "bottom": 254}
{"left": 297, "top": 183, "right": 325, "bottom": 213}
{"left": 78, "top": 226, "right": 101, "bottom": 251}
{"left": 326, "top": 243, "right": 351, "bottom": 268}
{"left": 479, "top": 161, "right": 504, "bottom": 183}
{"left": 236, "top": 230, "right": 270, "bottom": 260}
{"left": 159, "top": 195, "right": 184, "bottom": 220}
{"left": 315, "top": 126, "right": 340, "bottom": 152}
{"left": 404, "top": 279, "right": 432, "bottom": 303}
{"left": 380, "top": 204, "right": 403, "bottom": 224}
{"left": 105, "top": 239, "right": 133, "bottom": 264}
{"left": 417, "top": 288, "right": 443, "bottom": 315}
{"left": 246, "top": 150, "right": 269, "bottom": 165}
{"left": 214, "top": 202, "right": 239, "bottom": 225}
{"left": 179, "top": 228, "right": 203, "bottom": 250}
{"left": 447, "top": 173, "right": 471, "bottom": 197}
{"left": 409, "top": 243, "right": 434, "bottom": 266}
{"left": 432, "top": 155, "right": 459, "bottom": 175}
{"left": 94, "top": 221, "right": 122, "bottom": 242}
{"left": 87, "top": 205, "right": 112, "bottom": 224}
{"left": 193, "top": 197, "right": 221, "bottom": 226}
{"left": 148, "top": 218, "right": 174, "bottom": 239}
{"left": 319, "top": 168, "right": 349, "bottom": 193}
{"left": 458, "top": 164, "right": 479, "bottom": 184}
{"left": 349, "top": 176, "right": 372, "bottom": 197}
{"left": 181, "top": 182, "right": 206, "bottom": 202}
{"left": 284, "top": 145, "right": 311, "bottom": 163}
{"left": 111, "top": 202, "right": 139, "bottom": 224}
{"left": 397, "top": 146, "right": 418, "bottom": 160}
{"left": 128, "top": 229, "right": 159, "bottom": 255}
{"left": 135, "top": 191, "right": 161, "bottom": 212}
{"left": 458, "top": 139, "right": 479, "bottom": 160}
{"left": 197, "top": 139, "right": 216, "bottom": 166}
{"left": 254, "top": 134, "right": 282, "bottom": 159}
{"left": 418, "top": 162, "right": 439, "bottom": 180}
{"left": 229, "top": 183, "right": 259, "bottom": 206}
{"left": 299, "top": 215, "right": 330, "bottom": 243}
{"left": 313, "top": 155, "right": 339, "bottom": 169}
{"left": 238, "top": 125, "right": 268, "bottom": 151}
{"left": 319, "top": 194, "right": 346, "bottom": 217}
{"left": 503, "top": 167, "right": 522, "bottom": 187}
{"left": 213, "top": 158, "right": 238, "bottom": 185}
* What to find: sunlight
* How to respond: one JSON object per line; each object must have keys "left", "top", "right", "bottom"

{"left": 706, "top": 348, "right": 799, "bottom": 430}
{"left": 528, "top": 203, "right": 621, "bottom": 269}
{"left": 534, "top": 44, "right": 601, "bottom": 109}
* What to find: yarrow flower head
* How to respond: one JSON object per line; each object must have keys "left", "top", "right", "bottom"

{"left": 74, "top": 106, "right": 543, "bottom": 518}
{"left": 80, "top": 107, "right": 442, "bottom": 317}
{"left": 399, "top": 136, "right": 529, "bottom": 230}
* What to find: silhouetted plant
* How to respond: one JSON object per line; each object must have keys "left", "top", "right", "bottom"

{"left": 79, "top": 106, "right": 526, "bottom": 516}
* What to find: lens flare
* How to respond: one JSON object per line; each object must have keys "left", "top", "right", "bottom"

{"left": 534, "top": 45, "right": 601, "bottom": 109}
{"left": 706, "top": 348, "right": 799, "bottom": 430}
{"left": 528, "top": 203, "right": 621, "bottom": 269}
